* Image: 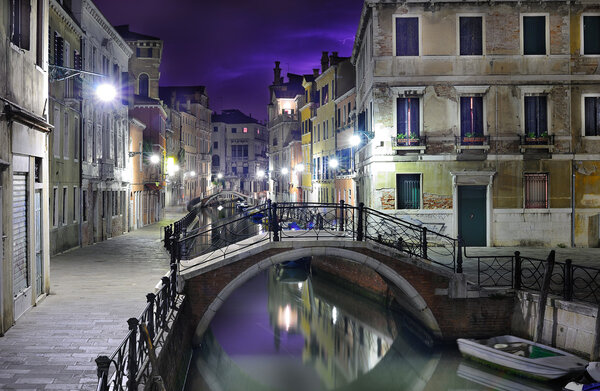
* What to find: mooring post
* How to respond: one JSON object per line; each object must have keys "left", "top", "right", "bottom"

{"left": 170, "top": 263, "right": 177, "bottom": 309}
{"left": 535, "top": 250, "right": 555, "bottom": 343}
{"left": 126, "top": 318, "right": 139, "bottom": 391}
{"left": 161, "top": 277, "right": 170, "bottom": 328}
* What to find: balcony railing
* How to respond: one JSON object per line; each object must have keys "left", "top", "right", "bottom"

{"left": 519, "top": 134, "right": 554, "bottom": 153}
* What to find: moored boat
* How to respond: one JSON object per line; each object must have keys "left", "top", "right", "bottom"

{"left": 457, "top": 335, "right": 587, "bottom": 381}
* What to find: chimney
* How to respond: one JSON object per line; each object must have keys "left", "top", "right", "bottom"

{"left": 321, "top": 51, "right": 329, "bottom": 73}
{"left": 273, "top": 61, "right": 282, "bottom": 85}
{"left": 313, "top": 68, "right": 319, "bottom": 78}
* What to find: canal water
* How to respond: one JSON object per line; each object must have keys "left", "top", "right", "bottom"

{"left": 183, "top": 260, "right": 564, "bottom": 391}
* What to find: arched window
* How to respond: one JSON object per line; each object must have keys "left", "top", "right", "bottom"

{"left": 139, "top": 74, "right": 149, "bottom": 97}
{"left": 212, "top": 155, "right": 220, "bottom": 167}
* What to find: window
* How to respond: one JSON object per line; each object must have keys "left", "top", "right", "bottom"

{"left": 273, "top": 137, "right": 277, "bottom": 146}
{"left": 243, "top": 166, "right": 248, "bottom": 175}
{"left": 232, "top": 145, "right": 248, "bottom": 159}
{"left": 397, "top": 97, "right": 420, "bottom": 138}
{"left": 524, "top": 173, "right": 548, "bottom": 208}
{"left": 322, "top": 85, "right": 329, "bottom": 105}
{"left": 232, "top": 127, "right": 237, "bottom": 133}
{"left": 74, "top": 117, "right": 79, "bottom": 160}
{"left": 136, "top": 47, "right": 153, "bottom": 57}
{"left": 63, "top": 112, "right": 69, "bottom": 159}
{"left": 53, "top": 107, "right": 61, "bottom": 157}
{"left": 212, "top": 155, "right": 220, "bottom": 167}
{"left": 62, "top": 187, "right": 68, "bottom": 225}
{"left": 52, "top": 187, "right": 58, "bottom": 227}
{"left": 213, "top": 126, "right": 218, "bottom": 132}
{"left": 10, "top": 0, "right": 30, "bottom": 50}
{"left": 395, "top": 17, "right": 419, "bottom": 56}
{"left": 524, "top": 96, "right": 548, "bottom": 137}
{"left": 583, "top": 16, "right": 600, "bottom": 55}
{"left": 460, "top": 97, "right": 484, "bottom": 136}
{"left": 36, "top": 0, "right": 44, "bottom": 65}
{"left": 243, "top": 127, "right": 248, "bottom": 133}
{"left": 213, "top": 141, "right": 218, "bottom": 149}
{"left": 138, "top": 142, "right": 143, "bottom": 172}
{"left": 459, "top": 16, "right": 483, "bottom": 55}
{"left": 232, "top": 166, "right": 237, "bottom": 174}
{"left": 584, "top": 97, "right": 600, "bottom": 136}
{"left": 73, "top": 187, "right": 78, "bottom": 223}
{"left": 396, "top": 174, "right": 420, "bottom": 209}
{"left": 523, "top": 15, "right": 546, "bottom": 55}
{"left": 139, "top": 74, "right": 149, "bottom": 97}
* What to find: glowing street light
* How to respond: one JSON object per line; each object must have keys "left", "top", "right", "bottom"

{"left": 281, "top": 167, "right": 289, "bottom": 175}
{"left": 295, "top": 163, "right": 305, "bottom": 173}
{"left": 166, "top": 157, "right": 179, "bottom": 176}
{"left": 329, "top": 158, "right": 339, "bottom": 169}
{"left": 257, "top": 169, "right": 265, "bottom": 179}
{"left": 217, "top": 173, "right": 223, "bottom": 179}
{"left": 150, "top": 154, "right": 160, "bottom": 164}
{"left": 350, "top": 135, "right": 362, "bottom": 147}
{"left": 190, "top": 171, "right": 196, "bottom": 177}
{"left": 96, "top": 83, "right": 117, "bottom": 102}
{"left": 217, "top": 205, "right": 224, "bottom": 211}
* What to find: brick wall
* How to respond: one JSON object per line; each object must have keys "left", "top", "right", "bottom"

{"left": 423, "top": 193, "right": 452, "bottom": 209}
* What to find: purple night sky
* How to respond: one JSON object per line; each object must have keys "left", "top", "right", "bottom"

{"left": 94, "top": 0, "right": 364, "bottom": 122}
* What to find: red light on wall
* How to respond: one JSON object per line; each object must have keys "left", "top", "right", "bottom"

{"left": 243, "top": 127, "right": 248, "bottom": 133}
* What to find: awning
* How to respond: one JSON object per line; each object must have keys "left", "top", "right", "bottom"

{"left": 3, "top": 101, "right": 53, "bottom": 133}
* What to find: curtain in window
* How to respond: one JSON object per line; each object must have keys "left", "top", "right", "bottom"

{"left": 397, "top": 98, "right": 420, "bottom": 137}
{"left": 460, "top": 17, "right": 482, "bottom": 55}
{"left": 460, "top": 97, "right": 483, "bottom": 136}
{"left": 524, "top": 96, "right": 547, "bottom": 136}
{"left": 396, "top": 18, "right": 419, "bottom": 56}
{"left": 523, "top": 16, "right": 546, "bottom": 55}
{"left": 584, "top": 16, "right": 600, "bottom": 55}
{"left": 585, "top": 97, "right": 600, "bottom": 136}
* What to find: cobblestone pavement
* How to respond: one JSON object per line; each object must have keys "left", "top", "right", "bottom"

{"left": 0, "top": 207, "right": 186, "bottom": 390}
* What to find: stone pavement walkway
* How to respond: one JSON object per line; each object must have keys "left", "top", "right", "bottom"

{"left": 0, "top": 207, "right": 186, "bottom": 390}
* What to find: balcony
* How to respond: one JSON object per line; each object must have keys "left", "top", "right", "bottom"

{"left": 455, "top": 135, "right": 490, "bottom": 154}
{"left": 519, "top": 134, "right": 554, "bottom": 153}
{"left": 268, "top": 113, "right": 298, "bottom": 128}
{"left": 391, "top": 135, "right": 427, "bottom": 153}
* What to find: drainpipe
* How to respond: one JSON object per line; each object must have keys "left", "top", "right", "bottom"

{"left": 572, "top": 160, "right": 575, "bottom": 247}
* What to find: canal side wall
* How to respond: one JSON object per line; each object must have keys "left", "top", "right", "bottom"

{"left": 152, "top": 297, "right": 196, "bottom": 391}
{"left": 311, "top": 255, "right": 514, "bottom": 342}
{"left": 512, "top": 291, "right": 599, "bottom": 358}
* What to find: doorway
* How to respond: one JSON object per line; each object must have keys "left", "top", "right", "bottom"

{"left": 34, "top": 190, "right": 43, "bottom": 298}
{"left": 458, "top": 185, "right": 486, "bottom": 246}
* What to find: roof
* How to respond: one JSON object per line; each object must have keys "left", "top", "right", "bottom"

{"left": 134, "top": 94, "right": 161, "bottom": 106}
{"left": 114, "top": 25, "right": 161, "bottom": 41}
{"left": 212, "top": 109, "right": 259, "bottom": 124}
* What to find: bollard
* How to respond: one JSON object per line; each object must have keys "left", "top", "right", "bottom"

{"left": 564, "top": 259, "right": 573, "bottom": 301}
{"left": 146, "top": 293, "right": 156, "bottom": 342}
{"left": 422, "top": 227, "right": 428, "bottom": 260}
{"left": 339, "top": 200, "right": 345, "bottom": 232}
{"left": 514, "top": 251, "right": 522, "bottom": 290}
{"left": 272, "top": 202, "right": 280, "bottom": 242}
{"left": 95, "top": 355, "right": 111, "bottom": 391}
{"left": 357, "top": 202, "right": 364, "bottom": 241}
{"left": 126, "top": 318, "right": 139, "bottom": 391}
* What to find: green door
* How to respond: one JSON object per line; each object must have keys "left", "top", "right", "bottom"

{"left": 458, "top": 186, "right": 486, "bottom": 246}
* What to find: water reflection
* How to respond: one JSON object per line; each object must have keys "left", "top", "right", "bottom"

{"left": 184, "top": 263, "right": 563, "bottom": 391}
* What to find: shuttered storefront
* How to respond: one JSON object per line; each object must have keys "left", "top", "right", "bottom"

{"left": 13, "top": 173, "right": 28, "bottom": 297}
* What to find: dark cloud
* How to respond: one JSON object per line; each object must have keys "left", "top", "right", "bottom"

{"left": 95, "top": 0, "right": 364, "bottom": 121}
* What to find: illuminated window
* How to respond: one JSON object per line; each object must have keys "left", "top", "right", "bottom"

{"left": 460, "top": 97, "right": 484, "bottom": 136}
{"left": 397, "top": 97, "right": 420, "bottom": 138}
{"left": 243, "top": 127, "right": 248, "bottom": 133}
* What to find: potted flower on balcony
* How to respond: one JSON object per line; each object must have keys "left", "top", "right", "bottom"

{"left": 462, "top": 132, "right": 486, "bottom": 145}
{"left": 396, "top": 133, "right": 420, "bottom": 146}
{"left": 525, "top": 131, "right": 549, "bottom": 145}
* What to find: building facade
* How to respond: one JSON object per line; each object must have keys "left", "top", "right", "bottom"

{"left": 211, "top": 109, "right": 268, "bottom": 198}
{"left": 334, "top": 86, "right": 357, "bottom": 206}
{"left": 160, "top": 87, "right": 212, "bottom": 203}
{"left": 48, "top": 0, "right": 84, "bottom": 254}
{"left": 300, "top": 73, "right": 318, "bottom": 202}
{"left": 267, "top": 62, "right": 304, "bottom": 202}
{"left": 353, "top": 0, "right": 600, "bottom": 247}
{"left": 1, "top": 0, "right": 51, "bottom": 331}
{"left": 73, "top": 0, "right": 132, "bottom": 245}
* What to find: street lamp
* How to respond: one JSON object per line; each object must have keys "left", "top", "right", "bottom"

{"left": 294, "top": 163, "right": 305, "bottom": 173}
{"left": 329, "top": 158, "right": 339, "bottom": 169}
{"left": 190, "top": 171, "right": 196, "bottom": 177}
{"left": 217, "top": 173, "right": 223, "bottom": 179}
{"left": 257, "top": 169, "right": 265, "bottom": 179}
{"left": 96, "top": 83, "right": 117, "bottom": 102}
{"left": 150, "top": 154, "right": 160, "bottom": 164}
{"left": 350, "top": 135, "right": 362, "bottom": 147}
{"left": 281, "top": 167, "right": 289, "bottom": 175}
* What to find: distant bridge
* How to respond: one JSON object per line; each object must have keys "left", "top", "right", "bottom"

{"left": 188, "top": 190, "right": 257, "bottom": 209}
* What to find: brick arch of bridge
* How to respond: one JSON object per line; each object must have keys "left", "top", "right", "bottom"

{"left": 185, "top": 245, "right": 449, "bottom": 346}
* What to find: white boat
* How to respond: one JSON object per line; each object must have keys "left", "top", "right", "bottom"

{"left": 457, "top": 335, "right": 588, "bottom": 381}
{"left": 457, "top": 361, "right": 554, "bottom": 391}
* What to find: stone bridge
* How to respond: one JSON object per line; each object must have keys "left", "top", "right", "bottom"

{"left": 178, "top": 232, "right": 514, "bottom": 345}
{"left": 197, "top": 190, "right": 255, "bottom": 207}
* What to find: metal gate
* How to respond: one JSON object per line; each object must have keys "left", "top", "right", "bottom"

{"left": 35, "top": 190, "right": 43, "bottom": 297}
{"left": 13, "top": 174, "right": 28, "bottom": 297}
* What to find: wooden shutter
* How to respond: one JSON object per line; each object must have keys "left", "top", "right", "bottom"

{"left": 460, "top": 17, "right": 482, "bottom": 55}
{"left": 584, "top": 16, "right": 600, "bottom": 55}
{"left": 460, "top": 97, "right": 472, "bottom": 136}
{"left": 396, "top": 18, "right": 419, "bottom": 56}
{"left": 524, "top": 16, "right": 546, "bottom": 55}
{"left": 585, "top": 97, "right": 598, "bottom": 136}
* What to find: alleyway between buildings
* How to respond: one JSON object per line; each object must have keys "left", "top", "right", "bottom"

{"left": 0, "top": 207, "right": 186, "bottom": 390}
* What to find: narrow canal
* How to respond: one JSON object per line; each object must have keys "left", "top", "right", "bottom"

{"left": 183, "top": 205, "right": 562, "bottom": 391}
